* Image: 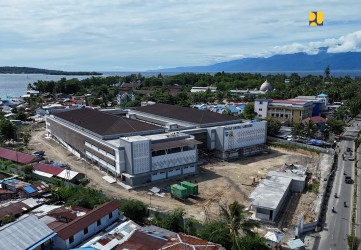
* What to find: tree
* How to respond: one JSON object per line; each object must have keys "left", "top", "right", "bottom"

{"left": 324, "top": 65, "right": 331, "bottom": 79}
{"left": 197, "top": 221, "right": 232, "bottom": 249}
{"left": 347, "top": 235, "right": 361, "bottom": 250}
{"left": 1, "top": 214, "right": 15, "bottom": 226}
{"left": 119, "top": 199, "right": 147, "bottom": 223}
{"left": 266, "top": 118, "right": 281, "bottom": 136}
{"left": 326, "top": 118, "right": 344, "bottom": 135}
{"left": 0, "top": 119, "right": 17, "bottom": 141}
{"left": 303, "top": 121, "right": 318, "bottom": 139}
{"left": 161, "top": 208, "right": 185, "bottom": 233}
{"left": 220, "top": 201, "right": 260, "bottom": 249}
{"left": 243, "top": 103, "right": 256, "bottom": 120}
{"left": 238, "top": 235, "right": 270, "bottom": 250}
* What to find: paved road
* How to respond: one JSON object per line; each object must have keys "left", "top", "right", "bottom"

{"left": 317, "top": 122, "right": 361, "bottom": 250}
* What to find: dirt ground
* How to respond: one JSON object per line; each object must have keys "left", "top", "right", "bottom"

{"left": 28, "top": 129, "right": 319, "bottom": 225}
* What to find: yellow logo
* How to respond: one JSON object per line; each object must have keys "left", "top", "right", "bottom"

{"left": 309, "top": 12, "right": 323, "bottom": 26}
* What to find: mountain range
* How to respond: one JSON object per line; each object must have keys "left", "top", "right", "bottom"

{"left": 151, "top": 50, "right": 361, "bottom": 72}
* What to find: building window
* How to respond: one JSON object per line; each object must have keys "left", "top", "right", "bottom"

{"left": 276, "top": 114, "right": 279, "bottom": 117}
{"left": 259, "top": 108, "right": 262, "bottom": 111}
{"left": 259, "top": 115, "right": 262, "bottom": 117}
{"left": 259, "top": 101, "right": 263, "bottom": 104}
{"left": 84, "top": 227, "right": 88, "bottom": 235}
{"left": 280, "top": 114, "right": 284, "bottom": 118}
{"left": 69, "top": 236, "right": 74, "bottom": 244}
{"left": 109, "top": 212, "right": 113, "bottom": 219}
{"left": 285, "top": 114, "right": 288, "bottom": 118}
{"left": 271, "top": 114, "right": 275, "bottom": 117}
{"left": 97, "top": 219, "right": 101, "bottom": 226}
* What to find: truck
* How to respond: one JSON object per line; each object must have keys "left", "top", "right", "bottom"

{"left": 181, "top": 181, "right": 199, "bottom": 196}
{"left": 170, "top": 184, "right": 189, "bottom": 199}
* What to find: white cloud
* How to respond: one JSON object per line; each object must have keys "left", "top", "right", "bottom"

{"left": 0, "top": 0, "right": 360, "bottom": 70}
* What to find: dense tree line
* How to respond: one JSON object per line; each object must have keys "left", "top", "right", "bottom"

{"left": 28, "top": 70, "right": 361, "bottom": 116}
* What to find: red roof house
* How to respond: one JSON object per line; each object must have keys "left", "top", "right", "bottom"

{"left": 0, "top": 148, "right": 38, "bottom": 164}
{"left": 33, "top": 163, "right": 64, "bottom": 176}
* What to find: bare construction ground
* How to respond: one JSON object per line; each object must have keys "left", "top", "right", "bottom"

{"left": 28, "top": 129, "right": 322, "bottom": 225}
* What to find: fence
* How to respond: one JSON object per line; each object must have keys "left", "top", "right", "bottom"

{"left": 267, "top": 137, "right": 335, "bottom": 155}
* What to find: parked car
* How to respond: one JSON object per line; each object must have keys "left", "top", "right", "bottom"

{"left": 348, "top": 157, "right": 355, "bottom": 161}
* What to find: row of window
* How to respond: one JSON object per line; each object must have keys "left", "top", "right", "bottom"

{"left": 271, "top": 113, "right": 289, "bottom": 118}
{"left": 85, "top": 141, "right": 115, "bottom": 160}
{"left": 68, "top": 212, "right": 113, "bottom": 244}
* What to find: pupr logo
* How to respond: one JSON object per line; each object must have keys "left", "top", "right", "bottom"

{"left": 309, "top": 11, "right": 323, "bottom": 26}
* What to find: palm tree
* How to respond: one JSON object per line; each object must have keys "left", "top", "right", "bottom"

{"left": 220, "top": 201, "right": 260, "bottom": 249}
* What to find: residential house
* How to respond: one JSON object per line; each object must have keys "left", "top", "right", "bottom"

{"left": 0, "top": 214, "right": 56, "bottom": 250}
{"left": 0, "top": 189, "right": 16, "bottom": 201}
{"left": 302, "top": 116, "right": 326, "bottom": 133}
{"left": 0, "top": 198, "right": 46, "bottom": 224}
{"left": 33, "top": 163, "right": 85, "bottom": 184}
{"left": 52, "top": 200, "right": 120, "bottom": 249}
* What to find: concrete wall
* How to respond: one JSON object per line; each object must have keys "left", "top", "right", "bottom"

{"left": 290, "top": 179, "right": 306, "bottom": 193}
{"left": 254, "top": 100, "right": 269, "bottom": 118}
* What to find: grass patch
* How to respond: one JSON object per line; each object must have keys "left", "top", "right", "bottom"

{"left": 308, "top": 182, "right": 320, "bottom": 194}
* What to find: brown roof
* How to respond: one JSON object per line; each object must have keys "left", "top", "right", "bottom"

{"left": 0, "top": 147, "right": 38, "bottom": 164}
{"left": 0, "top": 189, "right": 15, "bottom": 195}
{"left": 133, "top": 104, "right": 240, "bottom": 125}
{"left": 47, "top": 221, "right": 66, "bottom": 230}
{"left": 116, "top": 230, "right": 168, "bottom": 250}
{"left": 54, "top": 108, "right": 163, "bottom": 137}
{"left": 54, "top": 200, "right": 119, "bottom": 240}
{"left": 151, "top": 139, "right": 202, "bottom": 152}
{"left": 302, "top": 116, "right": 326, "bottom": 124}
{"left": 0, "top": 202, "right": 31, "bottom": 220}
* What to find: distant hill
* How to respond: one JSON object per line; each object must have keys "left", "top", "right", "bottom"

{"left": 0, "top": 66, "right": 102, "bottom": 75}
{"left": 151, "top": 51, "right": 361, "bottom": 72}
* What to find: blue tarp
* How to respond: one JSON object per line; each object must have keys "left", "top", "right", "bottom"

{"left": 24, "top": 185, "right": 36, "bottom": 194}
{"left": 308, "top": 139, "right": 324, "bottom": 146}
{"left": 52, "top": 163, "right": 64, "bottom": 168}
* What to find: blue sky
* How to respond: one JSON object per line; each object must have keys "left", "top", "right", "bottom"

{"left": 0, "top": 0, "right": 360, "bottom": 71}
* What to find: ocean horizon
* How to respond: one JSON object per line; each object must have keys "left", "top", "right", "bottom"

{"left": 1, "top": 70, "right": 360, "bottom": 99}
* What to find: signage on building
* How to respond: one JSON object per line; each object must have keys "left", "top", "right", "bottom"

{"left": 225, "top": 124, "right": 253, "bottom": 136}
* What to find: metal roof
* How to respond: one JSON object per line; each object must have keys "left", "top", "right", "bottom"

{"left": 0, "top": 147, "right": 38, "bottom": 164}
{"left": 133, "top": 103, "right": 240, "bottom": 125}
{"left": 54, "top": 200, "right": 119, "bottom": 240}
{"left": 33, "top": 163, "right": 64, "bottom": 176}
{"left": 54, "top": 108, "right": 163, "bottom": 137}
{"left": 0, "top": 214, "right": 55, "bottom": 250}
{"left": 151, "top": 139, "right": 202, "bottom": 151}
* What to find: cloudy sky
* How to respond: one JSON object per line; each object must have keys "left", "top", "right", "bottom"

{"left": 0, "top": 0, "right": 361, "bottom": 71}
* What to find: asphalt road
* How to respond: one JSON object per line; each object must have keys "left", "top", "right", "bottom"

{"left": 317, "top": 122, "right": 361, "bottom": 250}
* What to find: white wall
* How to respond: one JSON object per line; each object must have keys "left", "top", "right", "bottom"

{"left": 254, "top": 100, "right": 269, "bottom": 118}
{"left": 151, "top": 171, "right": 166, "bottom": 181}
{"left": 152, "top": 149, "right": 197, "bottom": 170}
{"left": 183, "top": 166, "right": 196, "bottom": 174}
{"left": 221, "top": 122, "right": 267, "bottom": 151}
{"left": 167, "top": 168, "right": 182, "bottom": 177}
{"left": 132, "top": 140, "right": 151, "bottom": 174}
